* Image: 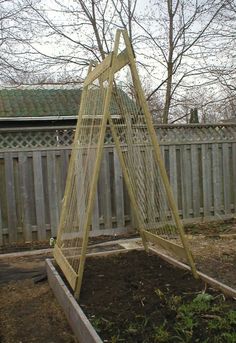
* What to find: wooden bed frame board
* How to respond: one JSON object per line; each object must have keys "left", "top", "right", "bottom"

{"left": 46, "top": 258, "right": 102, "bottom": 343}
{"left": 47, "top": 246, "right": 236, "bottom": 343}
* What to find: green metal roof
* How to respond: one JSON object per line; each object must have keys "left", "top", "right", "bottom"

{"left": 0, "top": 89, "right": 82, "bottom": 118}
{"left": 0, "top": 88, "right": 137, "bottom": 119}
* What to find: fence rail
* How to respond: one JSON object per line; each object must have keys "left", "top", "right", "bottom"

{"left": 0, "top": 123, "right": 235, "bottom": 245}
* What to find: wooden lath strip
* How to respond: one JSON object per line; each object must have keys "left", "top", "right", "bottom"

{"left": 84, "top": 48, "right": 129, "bottom": 86}
{"left": 74, "top": 30, "right": 123, "bottom": 299}
{"left": 56, "top": 63, "right": 94, "bottom": 246}
{"left": 54, "top": 29, "right": 198, "bottom": 301}
{"left": 53, "top": 244, "right": 78, "bottom": 290}
{"left": 143, "top": 230, "right": 188, "bottom": 260}
{"left": 84, "top": 53, "right": 112, "bottom": 86}
{"left": 121, "top": 30, "right": 198, "bottom": 279}
{"left": 101, "top": 48, "right": 129, "bottom": 82}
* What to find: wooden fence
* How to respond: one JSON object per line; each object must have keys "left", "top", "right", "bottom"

{"left": 0, "top": 123, "right": 235, "bottom": 245}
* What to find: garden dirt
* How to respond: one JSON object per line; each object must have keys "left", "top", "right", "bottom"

{"left": 80, "top": 250, "right": 236, "bottom": 343}
{"left": 0, "top": 218, "right": 236, "bottom": 342}
{"left": 0, "top": 253, "right": 77, "bottom": 343}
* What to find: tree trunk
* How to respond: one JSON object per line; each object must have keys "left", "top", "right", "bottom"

{"left": 163, "top": 0, "right": 174, "bottom": 124}
{"left": 163, "top": 61, "right": 173, "bottom": 123}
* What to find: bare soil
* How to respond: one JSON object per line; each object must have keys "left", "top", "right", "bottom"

{"left": 185, "top": 218, "right": 236, "bottom": 236}
{"left": 189, "top": 237, "right": 236, "bottom": 289}
{"left": 80, "top": 250, "right": 236, "bottom": 343}
{"left": 0, "top": 253, "right": 77, "bottom": 343}
{"left": 0, "top": 218, "right": 235, "bottom": 343}
{"left": 185, "top": 219, "right": 236, "bottom": 289}
{"left": 0, "top": 241, "right": 50, "bottom": 254}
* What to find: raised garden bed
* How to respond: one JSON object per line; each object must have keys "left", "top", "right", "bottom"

{"left": 80, "top": 250, "right": 236, "bottom": 342}
{"left": 1, "top": 219, "right": 235, "bottom": 342}
{"left": 48, "top": 248, "right": 236, "bottom": 343}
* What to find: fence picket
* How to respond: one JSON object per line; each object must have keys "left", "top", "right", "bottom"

{"left": 0, "top": 198, "right": 3, "bottom": 245}
{"left": 4, "top": 152, "right": 17, "bottom": 242}
{"left": 114, "top": 150, "right": 125, "bottom": 228}
{"left": 47, "top": 151, "right": 60, "bottom": 237}
{"left": 233, "top": 143, "right": 236, "bottom": 212}
{"left": 99, "top": 149, "right": 112, "bottom": 229}
{"left": 182, "top": 145, "right": 192, "bottom": 218}
{"left": 90, "top": 150, "right": 100, "bottom": 231}
{"left": 0, "top": 123, "right": 235, "bottom": 245}
{"left": 169, "top": 146, "right": 178, "bottom": 204}
{"left": 61, "top": 149, "right": 70, "bottom": 195}
{"left": 191, "top": 145, "right": 200, "bottom": 218}
{"left": 33, "top": 151, "right": 46, "bottom": 240}
{"left": 222, "top": 143, "right": 231, "bottom": 214}
{"left": 212, "top": 144, "right": 221, "bottom": 216}
{"left": 201, "top": 144, "right": 211, "bottom": 217}
{"left": 18, "top": 152, "right": 32, "bottom": 241}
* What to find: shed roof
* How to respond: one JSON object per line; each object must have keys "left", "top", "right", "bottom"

{"left": 0, "top": 88, "right": 136, "bottom": 121}
{"left": 0, "top": 88, "right": 82, "bottom": 119}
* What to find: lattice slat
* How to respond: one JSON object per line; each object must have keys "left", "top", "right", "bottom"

{"left": 0, "top": 124, "right": 235, "bottom": 150}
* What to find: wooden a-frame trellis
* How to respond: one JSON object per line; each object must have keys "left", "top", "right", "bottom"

{"left": 54, "top": 29, "right": 198, "bottom": 300}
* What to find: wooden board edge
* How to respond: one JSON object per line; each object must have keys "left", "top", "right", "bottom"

{"left": 61, "top": 226, "right": 133, "bottom": 241}
{"left": 67, "top": 247, "right": 144, "bottom": 260}
{"left": 46, "top": 259, "right": 103, "bottom": 343}
{"left": 143, "top": 230, "right": 187, "bottom": 260}
{"left": 84, "top": 53, "right": 112, "bottom": 86}
{"left": 53, "top": 244, "right": 77, "bottom": 290}
{"left": 148, "top": 247, "right": 236, "bottom": 299}
{"left": 0, "top": 248, "right": 52, "bottom": 259}
{"left": 208, "top": 233, "right": 236, "bottom": 240}
{"left": 82, "top": 48, "right": 129, "bottom": 87}
{"left": 101, "top": 48, "right": 129, "bottom": 82}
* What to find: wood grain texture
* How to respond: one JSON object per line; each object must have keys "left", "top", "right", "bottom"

{"left": 191, "top": 145, "right": 200, "bottom": 218}
{"left": 201, "top": 144, "right": 211, "bottom": 217}
{"left": 18, "top": 152, "right": 32, "bottom": 241}
{"left": 0, "top": 125, "right": 235, "bottom": 246}
{"left": 46, "top": 258, "right": 103, "bottom": 343}
{"left": 232, "top": 143, "right": 236, "bottom": 212}
{"left": 53, "top": 244, "right": 78, "bottom": 290}
{"left": 143, "top": 230, "right": 187, "bottom": 260}
{"left": 4, "top": 152, "right": 17, "bottom": 242}
{"left": 212, "top": 144, "right": 221, "bottom": 216}
{"left": 0, "top": 197, "right": 3, "bottom": 245}
{"left": 222, "top": 143, "right": 231, "bottom": 214}
{"left": 47, "top": 151, "right": 59, "bottom": 237}
{"left": 114, "top": 150, "right": 125, "bottom": 228}
{"left": 33, "top": 151, "right": 46, "bottom": 240}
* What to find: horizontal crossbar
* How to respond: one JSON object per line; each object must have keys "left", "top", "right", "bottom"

{"left": 84, "top": 48, "right": 129, "bottom": 86}
{"left": 53, "top": 244, "right": 78, "bottom": 290}
{"left": 143, "top": 229, "right": 187, "bottom": 260}
{"left": 100, "top": 48, "right": 129, "bottom": 82}
{"left": 84, "top": 53, "right": 112, "bottom": 86}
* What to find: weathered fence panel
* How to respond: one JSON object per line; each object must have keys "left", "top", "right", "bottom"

{"left": 0, "top": 124, "right": 235, "bottom": 244}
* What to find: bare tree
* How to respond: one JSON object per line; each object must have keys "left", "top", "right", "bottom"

{"left": 0, "top": 0, "right": 34, "bottom": 84}
{"left": 1, "top": 0, "right": 234, "bottom": 124}
{"left": 4, "top": 0, "right": 140, "bottom": 86}
{"left": 207, "top": 0, "right": 236, "bottom": 89}
{"left": 138, "top": 0, "right": 227, "bottom": 123}
{"left": 195, "top": 0, "right": 236, "bottom": 121}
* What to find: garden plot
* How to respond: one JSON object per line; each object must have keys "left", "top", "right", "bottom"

{"left": 185, "top": 219, "right": 236, "bottom": 289}
{"left": 143, "top": 218, "right": 236, "bottom": 289}
{"left": 49, "top": 219, "right": 236, "bottom": 343}
{"left": 79, "top": 250, "right": 236, "bottom": 343}
{"left": 0, "top": 219, "right": 236, "bottom": 343}
{"left": 0, "top": 253, "right": 77, "bottom": 343}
